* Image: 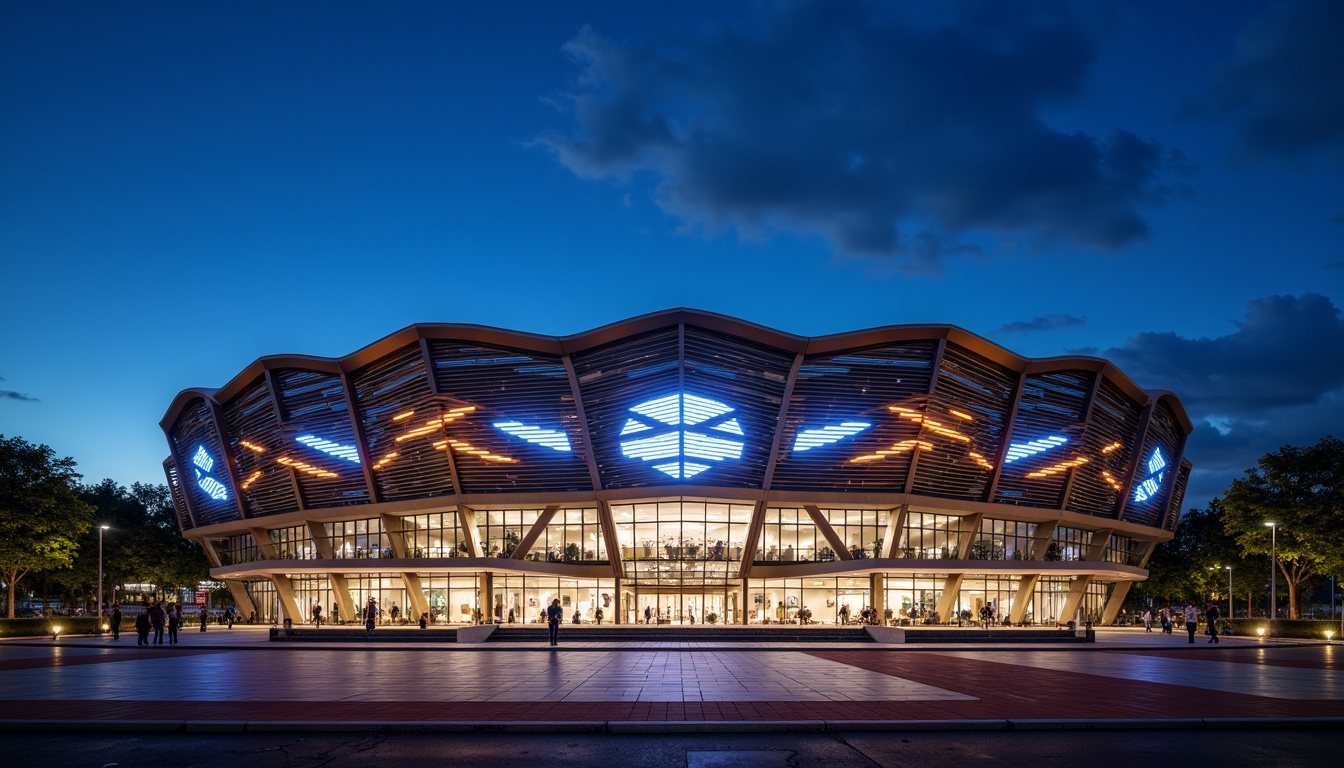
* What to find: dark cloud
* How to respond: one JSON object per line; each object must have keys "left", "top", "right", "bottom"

{"left": 0, "top": 390, "right": 39, "bottom": 402}
{"left": 541, "top": 1, "right": 1184, "bottom": 270}
{"left": 998, "top": 314, "right": 1086, "bottom": 334}
{"left": 1099, "top": 293, "right": 1344, "bottom": 505}
{"left": 1197, "top": 0, "right": 1344, "bottom": 161}
{"left": 1102, "top": 293, "right": 1344, "bottom": 413}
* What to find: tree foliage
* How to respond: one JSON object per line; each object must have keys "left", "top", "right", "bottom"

{"left": 1221, "top": 435, "right": 1344, "bottom": 619}
{"left": 0, "top": 435, "right": 95, "bottom": 617}
{"left": 1134, "top": 499, "right": 1266, "bottom": 610}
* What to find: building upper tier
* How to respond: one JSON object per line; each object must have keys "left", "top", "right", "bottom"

{"left": 160, "top": 309, "right": 1192, "bottom": 535}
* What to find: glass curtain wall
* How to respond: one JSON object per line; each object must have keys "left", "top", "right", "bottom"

{"left": 420, "top": 574, "right": 480, "bottom": 624}
{"left": 822, "top": 508, "right": 889, "bottom": 559}
{"left": 243, "top": 579, "right": 278, "bottom": 623}
{"left": 751, "top": 577, "right": 870, "bottom": 624}
{"left": 327, "top": 519, "right": 390, "bottom": 559}
{"left": 271, "top": 525, "right": 316, "bottom": 560}
{"left": 756, "top": 508, "right": 822, "bottom": 562}
{"left": 1102, "top": 535, "right": 1135, "bottom": 565}
{"left": 402, "top": 512, "right": 466, "bottom": 558}
{"left": 1032, "top": 576, "right": 1073, "bottom": 624}
{"left": 882, "top": 573, "right": 947, "bottom": 624}
{"left": 953, "top": 576, "right": 1019, "bottom": 624}
{"left": 898, "top": 513, "right": 963, "bottom": 559}
{"left": 342, "top": 573, "right": 407, "bottom": 624}
{"left": 526, "top": 508, "right": 606, "bottom": 563}
{"left": 1047, "top": 527, "right": 1091, "bottom": 561}
{"left": 479, "top": 509, "right": 541, "bottom": 559}
{"left": 494, "top": 576, "right": 616, "bottom": 625}
{"left": 1082, "top": 581, "right": 1112, "bottom": 624}
{"left": 968, "top": 519, "right": 1036, "bottom": 561}
{"left": 221, "top": 533, "right": 258, "bottom": 566}
{"left": 289, "top": 574, "right": 334, "bottom": 623}
{"left": 613, "top": 500, "right": 753, "bottom": 625}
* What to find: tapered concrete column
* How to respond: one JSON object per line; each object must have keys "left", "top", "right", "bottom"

{"left": 400, "top": 572, "right": 430, "bottom": 623}
{"left": 1029, "top": 522, "right": 1058, "bottom": 561}
{"left": 305, "top": 521, "right": 334, "bottom": 559}
{"left": 250, "top": 527, "right": 279, "bottom": 559}
{"left": 935, "top": 574, "right": 964, "bottom": 624}
{"left": 1009, "top": 574, "right": 1040, "bottom": 625}
{"left": 481, "top": 571, "right": 493, "bottom": 624}
{"left": 1083, "top": 529, "right": 1114, "bottom": 563}
{"left": 871, "top": 572, "right": 885, "bottom": 623}
{"left": 1100, "top": 581, "right": 1134, "bottom": 626}
{"left": 1058, "top": 575, "right": 1093, "bottom": 625}
{"left": 327, "top": 573, "right": 355, "bottom": 624}
{"left": 223, "top": 579, "right": 256, "bottom": 619}
{"left": 270, "top": 574, "right": 303, "bottom": 624}
{"left": 956, "top": 514, "right": 982, "bottom": 560}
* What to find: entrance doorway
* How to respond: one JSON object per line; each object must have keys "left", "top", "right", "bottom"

{"left": 624, "top": 585, "right": 739, "bottom": 625}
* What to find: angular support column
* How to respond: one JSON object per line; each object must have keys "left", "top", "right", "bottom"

{"left": 1058, "top": 575, "right": 1093, "bottom": 626}
{"left": 1101, "top": 581, "right": 1134, "bottom": 626}
{"left": 223, "top": 579, "right": 257, "bottom": 620}
{"left": 935, "top": 574, "right": 964, "bottom": 625}
{"left": 871, "top": 572, "right": 885, "bottom": 623}
{"left": 400, "top": 572, "right": 430, "bottom": 624}
{"left": 381, "top": 514, "right": 410, "bottom": 559}
{"left": 270, "top": 574, "right": 303, "bottom": 625}
{"left": 327, "top": 574, "right": 355, "bottom": 625}
{"left": 1009, "top": 574, "right": 1040, "bottom": 625}
{"left": 1029, "top": 522, "right": 1058, "bottom": 561}
{"left": 250, "top": 527, "right": 279, "bottom": 560}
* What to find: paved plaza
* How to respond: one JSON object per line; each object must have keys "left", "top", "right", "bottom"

{"left": 0, "top": 626, "right": 1340, "bottom": 731}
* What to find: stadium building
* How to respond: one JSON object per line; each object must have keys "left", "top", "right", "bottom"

{"left": 160, "top": 309, "right": 1191, "bottom": 628}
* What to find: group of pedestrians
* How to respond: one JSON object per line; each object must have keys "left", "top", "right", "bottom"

{"left": 123, "top": 600, "right": 212, "bottom": 646}
{"left": 1141, "top": 602, "right": 1221, "bottom": 643}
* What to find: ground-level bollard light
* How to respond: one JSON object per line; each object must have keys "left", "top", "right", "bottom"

{"left": 52, "top": 625, "right": 62, "bottom": 641}
{"left": 1256, "top": 627, "right": 1266, "bottom": 639}
{"left": 1327, "top": 630, "right": 1336, "bottom": 643}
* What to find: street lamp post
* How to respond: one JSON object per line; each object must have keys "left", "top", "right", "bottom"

{"left": 97, "top": 525, "right": 109, "bottom": 628}
{"left": 1264, "top": 522, "right": 1278, "bottom": 620}
{"left": 1226, "top": 566, "right": 1233, "bottom": 619}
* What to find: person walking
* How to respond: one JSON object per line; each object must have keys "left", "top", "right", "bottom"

{"left": 199, "top": 605, "right": 209, "bottom": 632}
{"left": 331, "top": 604, "right": 340, "bottom": 625}
{"left": 1143, "top": 609, "right": 1153, "bottom": 632}
{"left": 644, "top": 605, "right": 652, "bottom": 625}
{"left": 1183, "top": 602, "right": 1199, "bottom": 644}
{"left": 595, "top": 606, "right": 604, "bottom": 625}
{"left": 148, "top": 601, "right": 166, "bottom": 645}
{"left": 364, "top": 598, "right": 377, "bottom": 632}
{"left": 312, "top": 602, "right": 323, "bottom": 628}
{"left": 1159, "top": 605, "right": 1171, "bottom": 634}
{"left": 547, "top": 598, "right": 563, "bottom": 646}
{"left": 109, "top": 603, "right": 122, "bottom": 640}
{"left": 134, "top": 610, "right": 150, "bottom": 646}
{"left": 390, "top": 604, "right": 400, "bottom": 625}
{"left": 167, "top": 604, "right": 180, "bottom": 645}
{"left": 839, "top": 604, "right": 850, "bottom": 625}
{"left": 1206, "top": 603, "right": 1221, "bottom": 644}
{"left": 224, "top": 605, "right": 235, "bottom": 629}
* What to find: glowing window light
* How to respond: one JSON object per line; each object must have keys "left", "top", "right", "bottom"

{"left": 850, "top": 439, "right": 931, "bottom": 463}
{"left": 1026, "top": 456, "right": 1090, "bottom": 478}
{"left": 392, "top": 410, "right": 415, "bottom": 422}
{"left": 792, "top": 422, "right": 871, "bottom": 451}
{"left": 241, "top": 470, "right": 262, "bottom": 490}
{"left": 1101, "top": 441, "right": 1123, "bottom": 454}
{"left": 277, "top": 456, "right": 338, "bottom": 478}
{"left": 968, "top": 452, "right": 994, "bottom": 471}
{"left": 922, "top": 419, "right": 971, "bottom": 443}
{"left": 295, "top": 435, "right": 361, "bottom": 464}
{"left": 1102, "top": 470, "right": 1124, "bottom": 491}
{"left": 949, "top": 409, "right": 974, "bottom": 421}
{"left": 192, "top": 446, "right": 214, "bottom": 473}
{"left": 1003, "top": 435, "right": 1068, "bottom": 463}
{"left": 373, "top": 452, "right": 398, "bottom": 471}
{"left": 1132, "top": 447, "right": 1167, "bottom": 502}
{"left": 493, "top": 421, "right": 572, "bottom": 452}
{"left": 435, "top": 438, "right": 515, "bottom": 463}
{"left": 395, "top": 424, "right": 441, "bottom": 442}
{"left": 619, "top": 392, "right": 743, "bottom": 479}
{"left": 239, "top": 440, "right": 265, "bottom": 453}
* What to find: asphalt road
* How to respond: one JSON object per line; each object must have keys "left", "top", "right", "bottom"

{"left": 2, "top": 730, "right": 1337, "bottom": 768}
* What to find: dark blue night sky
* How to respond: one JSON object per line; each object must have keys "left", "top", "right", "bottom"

{"left": 1, "top": 1, "right": 1341, "bottom": 511}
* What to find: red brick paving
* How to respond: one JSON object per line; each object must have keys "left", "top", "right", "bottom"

{"left": 1112, "top": 646, "right": 1344, "bottom": 671}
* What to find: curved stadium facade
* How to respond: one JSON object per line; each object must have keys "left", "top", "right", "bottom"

{"left": 161, "top": 309, "right": 1191, "bottom": 629}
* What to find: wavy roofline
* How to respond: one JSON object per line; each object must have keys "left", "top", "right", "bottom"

{"left": 161, "top": 307, "right": 1192, "bottom": 432}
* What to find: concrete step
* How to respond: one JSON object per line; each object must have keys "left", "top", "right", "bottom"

{"left": 269, "top": 627, "right": 459, "bottom": 642}
{"left": 487, "top": 626, "right": 872, "bottom": 643}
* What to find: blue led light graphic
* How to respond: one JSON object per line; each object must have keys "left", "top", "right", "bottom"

{"left": 792, "top": 422, "right": 871, "bottom": 451}
{"left": 191, "top": 445, "right": 229, "bottom": 501}
{"left": 1132, "top": 447, "right": 1167, "bottom": 502}
{"left": 295, "top": 435, "right": 362, "bottom": 464}
{"left": 493, "top": 421, "right": 573, "bottom": 452}
{"left": 618, "top": 393, "right": 744, "bottom": 479}
{"left": 1003, "top": 435, "right": 1068, "bottom": 464}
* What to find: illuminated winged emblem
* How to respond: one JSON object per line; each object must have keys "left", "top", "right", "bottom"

{"left": 191, "top": 445, "right": 229, "bottom": 501}
{"left": 1132, "top": 447, "right": 1167, "bottom": 502}
{"left": 619, "top": 392, "right": 744, "bottom": 479}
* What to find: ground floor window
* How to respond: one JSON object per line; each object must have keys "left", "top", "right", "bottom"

{"left": 242, "top": 579, "right": 277, "bottom": 624}
{"left": 951, "top": 576, "right": 1019, "bottom": 625}
{"left": 882, "top": 573, "right": 946, "bottom": 624}
{"left": 421, "top": 574, "right": 481, "bottom": 624}
{"left": 750, "top": 577, "right": 869, "bottom": 625}
{"left": 494, "top": 576, "right": 615, "bottom": 625}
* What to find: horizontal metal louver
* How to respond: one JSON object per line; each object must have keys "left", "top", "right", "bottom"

{"left": 429, "top": 340, "right": 593, "bottom": 494}
{"left": 571, "top": 327, "right": 682, "bottom": 489}
{"left": 354, "top": 344, "right": 455, "bottom": 502}
{"left": 1066, "top": 378, "right": 1141, "bottom": 518}
{"left": 993, "top": 370, "right": 1093, "bottom": 508}
{"left": 681, "top": 326, "right": 794, "bottom": 488}
{"left": 912, "top": 344, "right": 1015, "bottom": 500}
{"left": 273, "top": 368, "right": 370, "bottom": 509}
{"left": 1164, "top": 459, "right": 1191, "bottom": 532}
{"left": 163, "top": 458, "right": 192, "bottom": 531}
{"left": 168, "top": 398, "right": 239, "bottom": 526}
{"left": 222, "top": 376, "right": 299, "bottom": 517}
{"left": 1123, "top": 400, "right": 1184, "bottom": 527}
{"left": 769, "top": 341, "right": 937, "bottom": 491}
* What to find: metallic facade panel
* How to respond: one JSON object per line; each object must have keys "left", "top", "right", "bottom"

{"left": 769, "top": 341, "right": 938, "bottom": 491}
{"left": 1067, "top": 378, "right": 1142, "bottom": 517}
{"left": 428, "top": 340, "right": 594, "bottom": 494}
{"left": 993, "top": 370, "right": 1093, "bottom": 508}
{"left": 272, "top": 368, "right": 370, "bottom": 508}
{"left": 912, "top": 344, "right": 1017, "bottom": 500}
{"left": 167, "top": 397, "right": 239, "bottom": 527}
{"left": 354, "top": 344, "right": 456, "bottom": 501}
{"left": 222, "top": 376, "right": 299, "bottom": 516}
{"left": 1122, "top": 400, "right": 1184, "bottom": 527}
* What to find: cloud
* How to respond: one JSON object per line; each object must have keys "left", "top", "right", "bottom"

{"left": 1098, "top": 293, "right": 1344, "bottom": 507}
{"left": 0, "top": 390, "right": 39, "bottom": 402}
{"left": 1196, "top": 0, "right": 1344, "bottom": 161}
{"left": 540, "top": 1, "right": 1184, "bottom": 271}
{"left": 998, "top": 314, "right": 1086, "bottom": 334}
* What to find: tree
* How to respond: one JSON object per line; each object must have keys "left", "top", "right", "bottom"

{"left": 0, "top": 435, "right": 95, "bottom": 617}
{"left": 1136, "top": 500, "right": 1251, "bottom": 608}
{"left": 1222, "top": 436, "right": 1344, "bottom": 619}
